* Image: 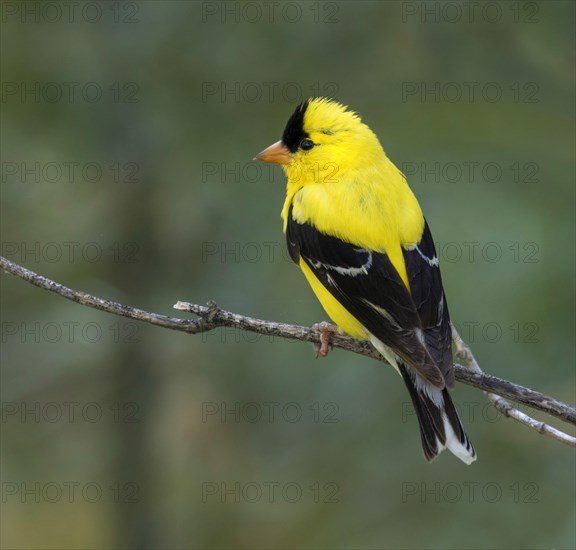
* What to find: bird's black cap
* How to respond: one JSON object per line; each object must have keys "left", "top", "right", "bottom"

{"left": 281, "top": 100, "right": 310, "bottom": 153}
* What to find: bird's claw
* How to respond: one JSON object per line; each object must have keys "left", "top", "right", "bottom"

{"left": 312, "top": 321, "right": 337, "bottom": 358}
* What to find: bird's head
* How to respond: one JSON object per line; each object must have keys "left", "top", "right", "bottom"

{"left": 254, "top": 97, "right": 384, "bottom": 184}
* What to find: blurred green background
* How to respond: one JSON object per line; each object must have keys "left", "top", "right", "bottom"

{"left": 1, "top": 1, "right": 575, "bottom": 549}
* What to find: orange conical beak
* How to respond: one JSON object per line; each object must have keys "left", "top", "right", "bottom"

{"left": 253, "top": 140, "right": 292, "bottom": 165}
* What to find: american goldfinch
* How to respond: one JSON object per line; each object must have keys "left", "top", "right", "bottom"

{"left": 254, "top": 97, "right": 476, "bottom": 465}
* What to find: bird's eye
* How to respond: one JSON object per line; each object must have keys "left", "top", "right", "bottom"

{"left": 300, "top": 138, "right": 315, "bottom": 151}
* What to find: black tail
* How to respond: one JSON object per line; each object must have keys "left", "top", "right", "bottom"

{"left": 400, "top": 364, "right": 476, "bottom": 464}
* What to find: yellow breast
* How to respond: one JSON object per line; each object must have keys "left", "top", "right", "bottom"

{"left": 299, "top": 259, "right": 368, "bottom": 339}
{"left": 283, "top": 158, "right": 424, "bottom": 289}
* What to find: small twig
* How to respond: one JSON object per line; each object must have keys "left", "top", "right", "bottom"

{"left": 489, "top": 394, "right": 575, "bottom": 445}
{"left": 452, "top": 325, "right": 576, "bottom": 446}
{"left": 2, "top": 255, "right": 575, "bottom": 447}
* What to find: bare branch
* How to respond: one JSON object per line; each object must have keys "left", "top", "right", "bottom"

{"left": 452, "top": 327, "right": 576, "bottom": 446}
{"left": 488, "top": 394, "right": 576, "bottom": 446}
{"left": 2, "top": 255, "right": 575, "bottom": 447}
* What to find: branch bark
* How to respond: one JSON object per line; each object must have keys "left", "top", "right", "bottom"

{"left": 2, "top": 255, "right": 575, "bottom": 447}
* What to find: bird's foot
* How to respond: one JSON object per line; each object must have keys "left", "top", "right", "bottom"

{"left": 312, "top": 321, "right": 338, "bottom": 358}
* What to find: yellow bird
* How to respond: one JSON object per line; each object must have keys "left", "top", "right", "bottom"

{"left": 255, "top": 97, "right": 476, "bottom": 464}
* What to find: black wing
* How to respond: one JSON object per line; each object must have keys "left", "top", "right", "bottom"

{"left": 287, "top": 210, "right": 449, "bottom": 388}
{"left": 402, "top": 220, "right": 454, "bottom": 386}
